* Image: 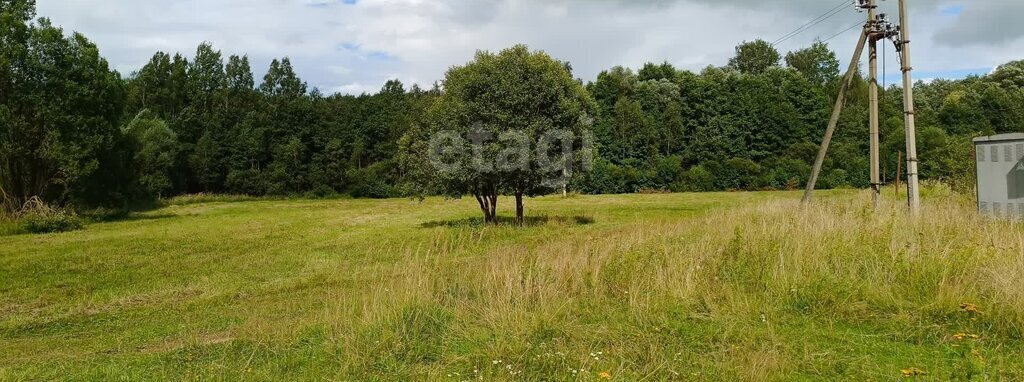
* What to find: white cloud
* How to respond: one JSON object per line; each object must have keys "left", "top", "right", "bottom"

{"left": 328, "top": 82, "right": 382, "bottom": 95}
{"left": 34, "top": 0, "right": 1022, "bottom": 95}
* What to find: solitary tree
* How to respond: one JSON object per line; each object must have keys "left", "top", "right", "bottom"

{"left": 401, "top": 45, "right": 596, "bottom": 224}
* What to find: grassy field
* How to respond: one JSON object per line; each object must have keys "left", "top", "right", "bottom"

{"left": 2, "top": 189, "right": 1023, "bottom": 380}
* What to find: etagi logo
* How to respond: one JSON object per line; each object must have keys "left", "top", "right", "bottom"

{"left": 427, "top": 123, "right": 594, "bottom": 189}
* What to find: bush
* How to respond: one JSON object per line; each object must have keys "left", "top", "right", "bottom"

{"left": 20, "top": 208, "right": 83, "bottom": 234}
{"left": 819, "top": 169, "right": 850, "bottom": 189}
{"left": 348, "top": 161, "right": 397, "bottom": 199}
{"left": 653, "top": 155, "right": 686, "bottom": 188}
{"left": 762, "top": 158, "right": 811, "bottom": 190}
{"left": 226, "top": 168, "right": 270, "bottom": 196}
{"left": 305, "top": 184, "right": 338, "bottom": 199}
{"left": 718, "top": 158, "right": 763, "bottom": 191}
{"left": 350, "top": 180, "right": 393, "bottom": 199}
{"left": 577, "top": 159, "right": 652, "bottom": 194}
{"left": 676, "top": 165, "right": 716, "bottom": 192}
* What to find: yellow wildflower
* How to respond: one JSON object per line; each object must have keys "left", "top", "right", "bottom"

{"left": 901, "top": 367, "right": 927, "bottom": 377}
{"left": 952, "top": 333, "right": 980, "bottom": 341}
{"left": 598, "top": 370, "right": 612, "bottom": 379}
{"left": 960, "top": 303, "right": 982, "bottom": 314}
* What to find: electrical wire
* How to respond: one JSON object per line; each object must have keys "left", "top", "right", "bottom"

{"left": 772, "top": 0, "right": 851, "bottom": 46}
{"left": 821, "top": 20, "right": 866, "bottom": 44}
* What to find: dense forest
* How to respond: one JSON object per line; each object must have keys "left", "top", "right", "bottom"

{"left": 3, "top": 0, "right": 1023, "bottom": 212}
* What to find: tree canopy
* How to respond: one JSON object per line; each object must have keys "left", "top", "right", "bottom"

{"left": 1, "top": 4, "right": 125, "bottom": 208}
{"left": 728, "top": 39, "right": 782, "bottom": 75}
{"left": 402, "top": 45, "right": 595, "bottom": 223}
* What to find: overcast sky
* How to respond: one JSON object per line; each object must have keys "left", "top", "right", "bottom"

{"left": 36, "top": 0, "right": 1024, "bottom": 95}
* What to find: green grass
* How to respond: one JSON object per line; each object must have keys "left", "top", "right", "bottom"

{"left": 2, "top": 190, "right": 1023, "bottom": 380}
{"left": 0, "top": 220, "right": 24, "bottom": 236}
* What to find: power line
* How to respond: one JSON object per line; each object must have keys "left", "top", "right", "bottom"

{"left": 771, "top": 0, "right": 848, "bottom": 45}
{"left": 772, "top": 0, "right": 851, "bottom": 46}
{"left": 821, "top": 20, "right": 866, "bottom": 44}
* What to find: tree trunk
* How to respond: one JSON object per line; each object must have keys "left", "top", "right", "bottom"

{"left": 515, "top": 192, "right": 524, "bottom": 225}
{"left": 488, "top": 194, "right": 498, "bottom": 224}
{"left": 474, "top": 192, "right": 489, "bottom": 223}
{"left": 474, "top": 186, "right": 498, "bottom": 224}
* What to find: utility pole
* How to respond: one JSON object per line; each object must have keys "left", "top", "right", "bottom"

{"left": 867, "top": 0, "right": 881, "bottom": 209}
{"left": 802, "top": 0, "right": 921, "bottom": 213}
{"left": 802, "top": 30, "right": 867, "bottom": 204}
{"left": 897, "top": 0, "right": 921, "bottom": 215}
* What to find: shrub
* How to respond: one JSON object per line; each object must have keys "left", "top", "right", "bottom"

{"left": 305, "top": 184, "right": 338, "bottom": 199}
{"left": 578, "top": 159, "right": 653, "bottom": 194}
{"left": 653, "top": 155, "right": 686, "bottom": 188}
{"left": 718, "top": 158, "right": 763, "bottom": 191}
{"left": 676, "top": 165, "right": 716, "bottom": 192}
{"left": 762, "top": 158, "right": 811, "bottom": 190}
{"left": 226, "top": 168, "right": 270, "bottom": 196}
{"left": 348, "top": 161, "right": 397, "bottom": 199}
{"left": 350, "top": 180, "right": 393, "bottom": 199}
{"left": 17, "top": 198, "right": 84, "bottom": 234}
{"left": 820, "top": 168, "right": 850, "bottom": 189}
{"left": 21, "top": 210, "right": 83, "bottom": 234}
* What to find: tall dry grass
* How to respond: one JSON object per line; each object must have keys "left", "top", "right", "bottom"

{"left": 322, "top": 190, "right": 1024, "bottom": 379}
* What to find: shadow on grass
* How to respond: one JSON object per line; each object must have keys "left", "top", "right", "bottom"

{"left": 420, "top": 215, "right": 595, "bottom": 228}
{"left": 113, "top": 213, "right": 179, "bottom": 222}
{"left": 83, "top": 211, "right": 179, "bottom": 224}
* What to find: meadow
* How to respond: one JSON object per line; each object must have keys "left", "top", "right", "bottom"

{"left": 2, "top": 189, "right": 1023, "bottom": 381}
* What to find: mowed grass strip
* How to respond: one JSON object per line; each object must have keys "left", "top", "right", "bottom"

{"left": 1, "top": 190, "right": 1022, "bottom": 381}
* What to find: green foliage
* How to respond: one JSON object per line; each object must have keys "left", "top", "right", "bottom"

{"left": 717, "top": 157, "right": 764, "bottom": 191}
{"left": 125, "top": 110, "right": 180, "bottom": 198}
{"left": 0, "top": 3, "right": 126, "bottom": 210}
{"left": 728, "top": 39, "right": 781, "bottom": 75}
{"left": 349, "top": 162, "right": 396, "bottom": 199}
{"left": 785, "top": 41, "right": 840, "bottom": 85}
{"left": 990, "top": 60, "right": 1024, "bottom": 89}
{"left": 678, "top": 165, "right": 715, "bottom": 192}
{"left": 17, "top": 198, "right": 83, "bottom": 234}
{"left": 402, "top": 44, "right": 596, "bottom": 222}
{"left": 19, "top": 210, "right": 82, "bottom": 234}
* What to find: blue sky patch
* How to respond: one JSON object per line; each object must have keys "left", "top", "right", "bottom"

{"left": 940, "top": 4, "right": 965, "bottom": 16}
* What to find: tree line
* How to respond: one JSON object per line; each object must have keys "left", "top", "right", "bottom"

{"left": 3, "top": 0, "right": 1023, "bottom": 213}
